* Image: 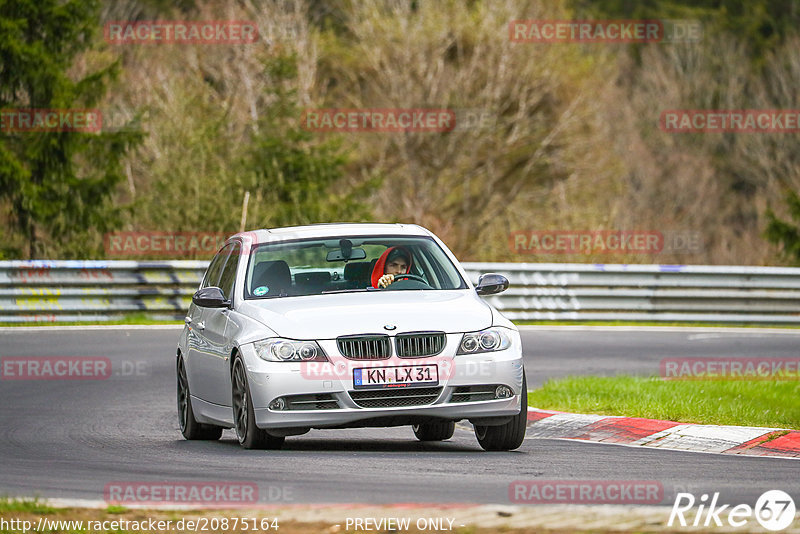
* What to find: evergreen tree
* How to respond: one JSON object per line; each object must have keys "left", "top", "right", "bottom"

{"left": 243, "top": 54, "right": 374, "bottom": 228}
{"left": 765, "top": 190, "right": 800, "bottom": 264}
{"left": 0, "top": 0, "right": 141, "bottom": 258}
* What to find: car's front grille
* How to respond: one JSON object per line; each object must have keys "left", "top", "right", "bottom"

{"left": 395, "top": 332, "right": 446, "bottom": 358}
{"left": 349, "top": 387, "right": 443, "bottom": 408}
{"left": 337, "top": 335, "right": 391, "bottom": 360}
{"left": 449, "top": 385, "right": 498, "bottom": 403}
{"left": 285, "top": 393, "right": 340, "bottom": 410}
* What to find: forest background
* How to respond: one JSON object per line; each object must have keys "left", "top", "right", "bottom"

{"left": 3, "top": 0, "right": 800, "bottom": 265}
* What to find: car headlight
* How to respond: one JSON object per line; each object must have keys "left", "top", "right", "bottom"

{"left": 457, "top": 328, "right": 511, "bottom": 355}
{"left": 254, "top": 338, "right": 328, "bottom": 362}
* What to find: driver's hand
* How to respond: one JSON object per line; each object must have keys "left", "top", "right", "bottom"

{"left": 377, "top": 274, "right": 395, "bottom": 288}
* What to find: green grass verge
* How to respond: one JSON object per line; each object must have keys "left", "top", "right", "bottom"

{"left": 0, "top": 497, "right": 56, "bottom": 514}
{"left": 527, "top": 375, "right": 800, "bottom": 428}
{"left": 0, "top": 500, "right": 493, "bottom": 534}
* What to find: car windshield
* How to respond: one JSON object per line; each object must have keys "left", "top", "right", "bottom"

{"left": 244, "top": 235, "right": 467, "bottom": 298}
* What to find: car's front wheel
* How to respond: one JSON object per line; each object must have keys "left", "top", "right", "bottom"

{"left": 231, "top": 356, "right": 285, "bottom": 450}
{"left": 177, "top": 355, "right": 222, "bottom": 440}
{"left": 474, "top": 372, "right": 527, "bottom": 451}
{"left": 412, "top": 420, "right": 455, "bottom": 441}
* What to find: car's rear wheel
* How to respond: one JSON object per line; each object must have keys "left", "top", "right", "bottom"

{"left": 474, "top": 372, "right": 527, "bottom": 451}
{"left": 177, "top": 355, "right": 222, "bottom": 440}
{"left": 232, "top": 356, "right": 285, "bottom": 450}
{"left": 412, "top": 420, "right": 455, "bottom": 441}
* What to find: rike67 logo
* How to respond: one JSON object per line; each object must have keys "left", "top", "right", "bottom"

{"left": 669, "top": 490, "right": 796, "bottom": 531}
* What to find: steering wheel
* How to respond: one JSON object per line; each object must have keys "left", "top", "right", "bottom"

{"left": 384, "top": 273, "right": 431, "bottom": 291}
{"left": 392, "top": 273, "right": 427, "bottom": 283}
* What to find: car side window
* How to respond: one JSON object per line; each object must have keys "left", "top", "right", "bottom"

{"left": 201, "top": 244, "right": 233, "bottom": 289}
{"left": 217, "top": 242, "right": 241, "bottom": 300}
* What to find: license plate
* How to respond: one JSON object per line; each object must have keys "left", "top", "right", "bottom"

{"left": 353, "top": 365, "right": 438, "bottom": 389}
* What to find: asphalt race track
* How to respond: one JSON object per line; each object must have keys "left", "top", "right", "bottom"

{"left": 0, "top": 326, "right": 798, "bottom": 507}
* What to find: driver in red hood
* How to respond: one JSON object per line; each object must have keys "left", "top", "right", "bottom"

{"left": 371, "top": 246, "right": 412, "bottom": 288}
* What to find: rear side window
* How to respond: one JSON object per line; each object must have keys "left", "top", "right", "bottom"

{"left": 201, "top": 244, "right": 233, "bottom": 289}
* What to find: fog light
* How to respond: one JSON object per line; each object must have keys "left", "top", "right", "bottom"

{"left": 269, "top": 397, "right": 287, "bottom": 410}
{"left": 495, "top": 385, "right": 513, "bottom": 399}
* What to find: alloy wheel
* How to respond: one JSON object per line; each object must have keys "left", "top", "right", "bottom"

{"left": 232, "top": 358, "right": 249, "bottom": 443}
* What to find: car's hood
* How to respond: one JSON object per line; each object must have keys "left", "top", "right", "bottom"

{"left": 238, "top": 290, "right": 492, "bottom": 339}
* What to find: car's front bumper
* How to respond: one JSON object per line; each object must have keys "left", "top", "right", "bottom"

{"left": 238, "top": 334, "right": 525, "bottom": 430}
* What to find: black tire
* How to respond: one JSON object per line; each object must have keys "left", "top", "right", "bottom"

{"left": 177, "top": 355, "right": 223, "bottom": 440}
{"left": 412, "top": 420, "right": 455, "bottom": 441}
{"left": 232, "top": 356, "right": 285, "bottom": 450}
{"left": 474, "top": 372, "right": 528, "bottom": 451}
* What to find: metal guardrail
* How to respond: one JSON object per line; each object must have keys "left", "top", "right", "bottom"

{"left": 0, "top": 260, "right": 207, "bottom": 323}
{"left": 1, "top": 260, "right": 799, "bottom": 323}
{"left": 465, "top": 263, "right": 800, "bottom": 323}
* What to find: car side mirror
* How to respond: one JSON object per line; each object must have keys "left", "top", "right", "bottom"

{"left": 475, "top": 273, "right": 509, "bottom": 296}
{"left": 192, "top": 286, "right": 231, "bottom": 308}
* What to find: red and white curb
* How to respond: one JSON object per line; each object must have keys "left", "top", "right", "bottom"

{"left": 527, "top": 408, "right": 800, "bottom": 459}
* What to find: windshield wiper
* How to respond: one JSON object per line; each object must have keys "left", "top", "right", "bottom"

{"left": 320, "top": 288, "right": 369, "bottom": 294}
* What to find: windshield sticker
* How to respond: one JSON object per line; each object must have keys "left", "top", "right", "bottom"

{"left": 253, "top": 286, "right": 269, "bottom": 296}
